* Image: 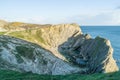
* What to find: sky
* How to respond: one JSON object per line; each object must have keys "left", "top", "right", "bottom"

{"left": 0, "top": 0, "right": 120, "bottom": 25}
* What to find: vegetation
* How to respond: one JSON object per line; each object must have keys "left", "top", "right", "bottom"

{"left": 15, "top": 53, "right": 24, "bottom": 63}
{"left": 0, "top": 32, "right": 6, "bottom": 35}
{"left": 9, "top": 31, "right": 25, "bottom": 38}
{"left": 9, "top": 22, "right": 25, "bottom": 27}
{"left": 35, "top": 30, "right": 45, "bottom": 44}
{"left": 16, "top": 45, "right": 35, "bottom": 60}
{"left": 0, "top": 22, "right": 119, "bottom": 80}
{"left": 9, "top": 29, "right": 46, "bottom": 45}
{"left": 0, "top": 70, "right": 119, "bottom": 80}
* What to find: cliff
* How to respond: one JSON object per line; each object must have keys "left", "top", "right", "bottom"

{"left": 0, "top": 20, "right": 119, "bottom": 75}
{"left": 0, "top": 35, "right": 85, "bottom": 75}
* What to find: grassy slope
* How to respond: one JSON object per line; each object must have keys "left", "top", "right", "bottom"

{"left": 0, "top": 29, "right": 46, "bottom": 46}
{"left": 0, "top": 32, "right": 6, "bottom": 35}
{"left": 0, "top": 70, "right": 119, "bottom": 80}
{"left": 7, "top": 29, "right": 47, "bottom": 46}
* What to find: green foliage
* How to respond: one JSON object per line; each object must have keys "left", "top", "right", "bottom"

{"left": 35, "top": 30, "right": 46, "bottom": 44}
{"left": 9, "top": 31, "right": 25, "bottom": 38}
{"left": 9, "top": 29, "right": 46, "bottom": 45}
{"left": 16, "top": 45, "right": 35, "bottom": 60}
{"left": 0, "top": 32, "right": 6, "bottom": 35}
{"left": 0, "top": 70, "right": 119, "bottom": 80}
{"left": 15, "top": 53, "right": 24, "bottom": 63}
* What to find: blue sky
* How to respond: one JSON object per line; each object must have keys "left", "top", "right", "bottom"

{"left": 0, "top": 0, "right": 120, "bottom": 25}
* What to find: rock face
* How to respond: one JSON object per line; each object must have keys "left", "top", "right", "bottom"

{"left": 59, "top": 35, "right": 119, "bottom": 73}
{"left": 0, "top": 21, "right": 119, "bottom": 75}
{"left": 0, "top": 36, "right": 86, "bottom": 75}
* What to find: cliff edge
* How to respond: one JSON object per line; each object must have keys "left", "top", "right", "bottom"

{"left": 0, "top": 21, "right": 119, "bottom": 75}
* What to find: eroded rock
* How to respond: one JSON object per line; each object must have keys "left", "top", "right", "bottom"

{"left": 0, "top": 22, "right": 119, "bottom": 75}
{"left": 0, "top": 35, "right": 86, "bottom": 75}
{"left": 59, "top": 35, "right": 119, "bottom": 73}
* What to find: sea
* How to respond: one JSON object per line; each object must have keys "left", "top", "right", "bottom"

{"left": 81, "top": 26, "right": 120, "bottom": 68}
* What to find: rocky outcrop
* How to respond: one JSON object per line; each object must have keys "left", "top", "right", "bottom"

{"left": 58, "top": 35, "right": 119, "bottom": 73}
{"left": 6, "top": 23, "right": 82, "bottom": 60}
{"left": 0, "top": 21, "right": 119, "bottom": 75}
{"left": 0, "top": 35, "right": 86, "bottom": 75}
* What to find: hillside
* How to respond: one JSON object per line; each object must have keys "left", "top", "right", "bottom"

{"left": 0, "top": 20, "right": 119, "bottom": 75}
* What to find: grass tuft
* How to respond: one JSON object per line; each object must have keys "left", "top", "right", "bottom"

{"left": 0, "top": 70, "right": 119, "bottom": 80}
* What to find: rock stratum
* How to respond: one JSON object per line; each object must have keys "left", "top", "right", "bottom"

{"left": 0, "top": 20, "right": 119, "bottom": 75}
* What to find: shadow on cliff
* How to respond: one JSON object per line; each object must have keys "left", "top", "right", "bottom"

{"left": 57, "top": 34, "right": 90, "bottom": 69}
{"left": 57, "top": 34, "right": 119, "bottom": 74}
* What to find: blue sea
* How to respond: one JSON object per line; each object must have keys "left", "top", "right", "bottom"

{"left": 81, "top": 26, "right": 120, "bottom": 67}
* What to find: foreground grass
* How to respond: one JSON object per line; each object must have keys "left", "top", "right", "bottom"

{"left": 0, "top": 70, "right": 119, "bottom": 80}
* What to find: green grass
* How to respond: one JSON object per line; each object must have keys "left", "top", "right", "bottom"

{"left": 0, "top": 70, "right": 119, "bottom": 80}
{"left": 0, "top": 32, "right": 6, "bottom": 35}
{"left": 8, "top": 29, "right": 46, "bottom": 45}
{"left": 16, "top": 45, "right": 35, "bottom": 60}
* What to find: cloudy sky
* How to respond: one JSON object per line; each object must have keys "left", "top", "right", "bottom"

{"left": 0, "top": 0, "right": 120, "bottom": 25}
